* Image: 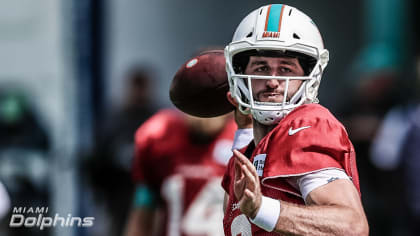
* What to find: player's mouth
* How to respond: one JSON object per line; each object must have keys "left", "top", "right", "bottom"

{"left": 258, "top": 92, "right": 284, "bottom": 102}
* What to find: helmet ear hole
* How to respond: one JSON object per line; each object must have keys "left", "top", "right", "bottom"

{"left": 293, "top": 33, "right": 300, "bottom": 39}
{"left": 246, "top": 31, "right": 253, "bottom": 38}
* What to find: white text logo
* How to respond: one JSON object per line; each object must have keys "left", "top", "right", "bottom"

{"left": 252, "top": 154, "right": 267, "bottom": 177}
{"left": 9, "top": 207, "right": 94, "bottom": 230}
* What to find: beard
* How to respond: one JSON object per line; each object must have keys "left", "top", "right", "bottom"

{"left": 255, "top": 89, "right": 294, "bottom": 103}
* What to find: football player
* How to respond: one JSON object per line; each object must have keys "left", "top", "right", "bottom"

{"left": 125, "top": 109, "right": 248, "bottom": 236}
{"left": 222, "top": 4, "right": 369, "bottom": 235}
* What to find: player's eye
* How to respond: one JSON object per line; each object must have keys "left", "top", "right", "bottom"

{"left": 254, "top": 66, "right": 269, "bottom": 73}
{"left": 280, "top": 67, "right": 292, "bottom": 73}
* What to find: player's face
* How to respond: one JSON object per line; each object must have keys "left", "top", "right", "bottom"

{"left": 245, "top": 56, "right": 304, "bottom": 103}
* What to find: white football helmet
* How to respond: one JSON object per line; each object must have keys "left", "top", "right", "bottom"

{"left": 225, "top": 4, "right": 329, "bottom": 125}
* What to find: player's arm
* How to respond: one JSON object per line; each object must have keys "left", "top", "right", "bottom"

{"left": 124, "top": 184, "right": 159, "bottom": 236}
{"left": 275, "top": 179, "right": 368, "bottom": 236}
{"left": 233, "top": 150, "right": 369, "bottom": 236}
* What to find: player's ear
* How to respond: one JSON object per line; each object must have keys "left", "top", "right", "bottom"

{"left": 226, "top": 92, "right": 239, "bottom": 107}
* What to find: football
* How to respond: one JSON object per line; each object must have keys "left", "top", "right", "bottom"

{"left": 170, "top": 50, "right": 235, "bottom": 117}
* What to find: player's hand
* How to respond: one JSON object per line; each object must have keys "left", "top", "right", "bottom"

{"left": 233, "top": 149, "right": 262, "bottom": 219}
{"left": 227, "top": 92, "right": 253, "bottom": 129}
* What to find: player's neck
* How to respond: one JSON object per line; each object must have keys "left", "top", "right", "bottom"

{"left": 253, "top": 119, "right": 277, "bottom": 145}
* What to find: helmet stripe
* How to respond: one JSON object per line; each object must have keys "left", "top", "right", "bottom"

{"left": 264, "top": 4, "right": 284, "bottom": 32}
{"left": 277, "top": 4, "right": 285, "bottom": 32}
{"left": 263, "top": 5, "right": 272, "bottom": 31}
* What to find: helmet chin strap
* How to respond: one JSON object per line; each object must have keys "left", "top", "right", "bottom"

{"left": 251, "top": 109, "right": 290, "bottom": 126}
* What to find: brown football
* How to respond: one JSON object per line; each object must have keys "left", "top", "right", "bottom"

{"left": 170, "top": 50, "right": 235, "bottom": 117}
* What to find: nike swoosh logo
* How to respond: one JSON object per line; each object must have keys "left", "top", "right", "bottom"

{"left": 288, "top": 126, "right": 311, "bottom": 135}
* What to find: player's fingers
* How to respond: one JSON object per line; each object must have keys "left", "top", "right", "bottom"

{"left": 234, "top": 158, "right": 244, "bottom": 181}
{"left": 233, "top": 150, "right": 253, "bottom": 167}
{"left": 233, "top": 150, "right": 254, "bottom": 169}
{"left": 235, "top": 165, "right": 245, "bottom": 184}
{"left": 244, "top": 160, "right": 259, "bottom": 181}
{"left": 233, "top": 150, "right": 259, "bottom": 187}
{"left": 234, "top": 161, "right": 246, "bottom": 185}
{"left": 238, "top": 189, "right": 256, "bottom": 213}
{"left": 238, "top": 196, "right": 247, "bottom": 207}
{"left": 233, "top": 149, "right": 247, "bottom": 161}
{"left": 234, "top": 150, "right": 259, "bottom": 180}
{"left": 241, "top": 164, "right": 256, "bottom": 190}
{"left": 249, "top": 163, "right": 260, "bottom": 180}
{"left": 238, "top": 190, "right": 252, "bottom": 204}
{"left": 244, "top": 188, "right": 256, "bottom": 200}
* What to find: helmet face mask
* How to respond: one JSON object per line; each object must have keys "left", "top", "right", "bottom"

{"left": 225, "top": 4, "right": 329, "bottom": 125}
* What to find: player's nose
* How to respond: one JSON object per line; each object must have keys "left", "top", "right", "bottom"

{"left": 265, "top": 79, "right": 282, "bottom": 89}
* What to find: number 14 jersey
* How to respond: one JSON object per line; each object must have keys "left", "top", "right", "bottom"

{"left": 133, "top": 109, "right": 237, "bottom": 236}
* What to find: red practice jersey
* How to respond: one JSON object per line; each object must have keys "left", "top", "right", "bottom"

{"left": 222, "top": 104, "right": 360, "bottom": 236}
{"left": 133, "top": 109, "right": 237, "bottom": 236}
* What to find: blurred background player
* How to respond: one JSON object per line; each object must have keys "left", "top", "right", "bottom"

{"left": 369, "top": 49, "right": 420, "bottom": 236}
{"left": 124, "top": 109, "right": 238, "bottom": 236}
{"left": 335, "top": 0, "right": 417, "bottom": 234}
{"left": 83, "top": 64, "right": 157, "bottom": 236}
{"left": 0, "top": 87, "right": 51, "bottom": 236}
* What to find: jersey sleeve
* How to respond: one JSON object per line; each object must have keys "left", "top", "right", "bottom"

{"left": 262, "top": 113, "right": 359, "bottom": 195}
{"left": 286, "top": 169, "right": 351, "bottom": 202}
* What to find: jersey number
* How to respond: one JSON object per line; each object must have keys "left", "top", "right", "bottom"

{"left": 162, "top": 175, "right": 225, "bottom": 236}
{"left": 231, "top": 214, "right": 252, "bottom": 236}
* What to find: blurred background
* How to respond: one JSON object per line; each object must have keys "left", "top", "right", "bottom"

{"left": 0, "top": 0, "right": 419, "bottom": 235}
